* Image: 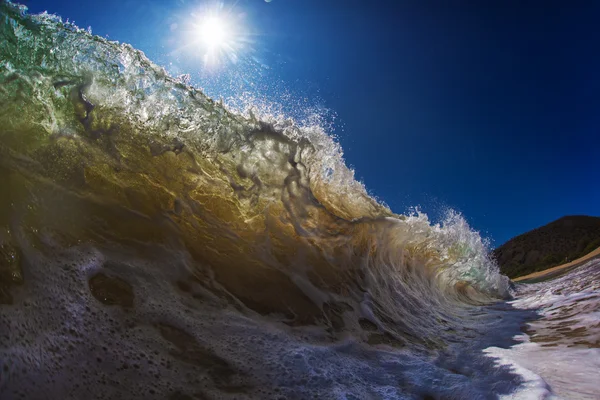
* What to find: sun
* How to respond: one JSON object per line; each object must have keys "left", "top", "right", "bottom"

{"left": 199, "top": 16, "right": 229, "bottom": 49}
{"left": 175, "top": 4, "right": 253, "bottom": 70}
{"left": 191, "top": 12, "right": 238, "bottom": 67}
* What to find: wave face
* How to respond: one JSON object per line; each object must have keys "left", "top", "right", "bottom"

{"left": 0, "top": 3, "right": 527, "bottom": 399}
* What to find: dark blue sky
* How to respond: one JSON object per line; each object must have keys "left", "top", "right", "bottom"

{"left": 22, "top": 0, "right": 600, "bottom": 246}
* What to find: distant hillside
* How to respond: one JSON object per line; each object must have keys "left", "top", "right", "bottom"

{"left": 493, "top": 215, "right": 600, "bottom": 278}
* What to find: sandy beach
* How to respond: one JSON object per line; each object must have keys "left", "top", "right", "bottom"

{"left": 513, "top": 246, "right": 600, "bottom": 282}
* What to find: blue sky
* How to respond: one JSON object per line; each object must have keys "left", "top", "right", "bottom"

{"left": 21, "top": 0, "right": 600, "bottom": 246}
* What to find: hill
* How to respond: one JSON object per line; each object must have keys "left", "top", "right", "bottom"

{"left": 493, "top": 215, "right": 600, "bottom": 278}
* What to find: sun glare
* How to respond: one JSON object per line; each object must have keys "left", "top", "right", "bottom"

{"left": 176, "top": 4, "right": 253, "bottom": 70}
{"left": 199, "top": 17, "right": 229, "bottom": 48}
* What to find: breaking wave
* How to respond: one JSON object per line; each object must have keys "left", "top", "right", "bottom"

{"left": 0, "top": 3, "right": 544, "bottom": 399}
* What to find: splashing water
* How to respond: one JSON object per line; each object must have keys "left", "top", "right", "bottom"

{"left": 5, "top": 2, "right": 594, "bottom": 399}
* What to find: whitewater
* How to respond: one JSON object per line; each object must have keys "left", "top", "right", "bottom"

{"left": 0, "top": 2, "right": 598, "bottom": 399}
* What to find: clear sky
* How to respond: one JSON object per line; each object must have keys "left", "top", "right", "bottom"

{"left": 20, "top": 0, "right": 600, "bottom": 246}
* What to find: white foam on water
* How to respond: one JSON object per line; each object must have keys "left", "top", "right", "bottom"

{"left": 485, "top": 259, "right": 600, "bottom": 400}
{"left": 485, "top": 335, "right": 600, "bottom": 400}
{"left": 483, "top": 343, "right": 555, "bottom": 400}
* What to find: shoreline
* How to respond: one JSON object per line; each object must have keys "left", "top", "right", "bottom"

{"left": 512, "top": 246, "right": 600, "bottom": 283}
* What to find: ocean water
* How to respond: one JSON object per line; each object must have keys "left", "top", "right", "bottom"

{"left": 0, "top": 3, "right": 598, "bottom": 399}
